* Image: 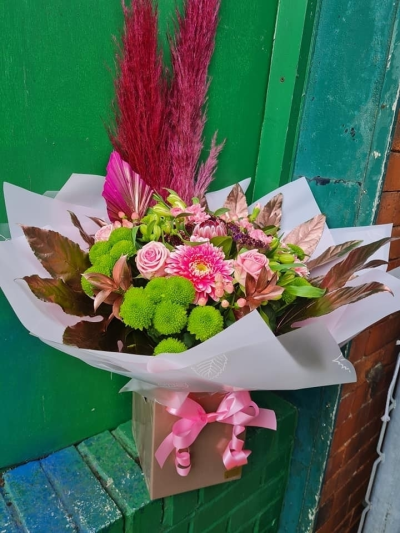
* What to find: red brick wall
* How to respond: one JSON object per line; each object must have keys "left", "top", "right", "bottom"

{"left": 315, "top": 112, "right": 400, "bottom": 533}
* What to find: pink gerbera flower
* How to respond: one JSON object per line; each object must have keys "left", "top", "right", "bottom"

{"left": 165, "top": 243, "right": 233, "bottom": 302}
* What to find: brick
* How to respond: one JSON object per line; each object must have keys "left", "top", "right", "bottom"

{"left": 323, "top": 446, "right": 345, "bottom": 483}
{"left": 331, "top": 414, "right": 359, "bottom": 450}
{"left": 376, "top": 191, "right": 400, "bottom": 226}
{"left": 41, "top": 447, "right": 123, "bottom": 533}
{"left": 391, "top": 112, "right": 400, "bottom": 151}
{"left": 390, "top": 226, "right": 400, "bottom": 259}
{"left": 350, "top": 381, "right": 370, "bottom": 415}
{"left": 256, "top": 498, "right": 282, "bottom": 533}
{"left": 383, "top": 152, "right": 400, "bottom": 191}
{"left": 315, "top": 496, "right": 334, "bottom": 529}
{"left": 332, "top": 511, "right": 353, "bottom": 533}
{"left": 348, "top": 330, "right": 369, "bottom": 364}
{"left": 376, "top": 191, "right": 400, "bottom": 225}
{"left": 320, "top": 470, "right": 340, "bottom": 502}
{"left": 163, "top": 490, "right": 198, "bottom": 527}
{"left": 3, "top": 462, "right": 76, "bottom": 532}
{"left": 228, "top": 480, "right": 285, "bottom": 532}
{"left": 165, "top": 517, "right": 193, "bottom": 533}
{"left": 77, "top": 431, "right": 162, "bottom": 533}
{"left": 335, "top": 393, "right": 354, "bottom": 427}
{"left": 111, "top": 420, "right": 139, "bottom": 460}
{"left": 0, "top": 490, "right": 23, "bottom": 533}
{"left": 202, "top": 515, "right": 230, "bottom": 533}
{"left": 389, "top": 257, "right": 400, "bottom": 270}
{"left": 364, "top": 313, "right": 400, "bottom": 355}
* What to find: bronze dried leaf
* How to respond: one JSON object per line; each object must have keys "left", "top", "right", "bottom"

{"left": 63, "top": 317, "right": 127, "bottom": 351}
{"left": 320, "top": 237, "right": 391, "bottom": 291}
{"left": 306, "top": 240, "right": 362, "bottom": 271}
{"left": 22, "top": 226, "right": 91, "bottom": 292}
{"left": 256, "top": 193, "right": 283, "bottom": 227}
{"left": 295, "top": 281, "right": 393, "bottom": 321}
{"left": 112, "top": 256, "right": 132, "bottom": 291}
{"left": 68, "top": 211, "right": 95, "bottom": 247}
{"left": 283, "top": 214, "right": 326, "bottom": 257}
{"left": 223, "top": 184, "right": 248, "bottom": 219}
{"left": 23, "top": 275, "right": 95, "bottom": 316}
{"left": 88, "top": 216, "right": 108, "bottom": 228}
{"left": 83, "top": 272, "right": 118, "bottom": 291}
{"left": 277, "top": 281, "right": 392, "bottom": 332}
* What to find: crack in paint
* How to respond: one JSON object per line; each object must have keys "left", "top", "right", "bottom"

{"left": 304, "top": 176, "right": 362, "bottom": 187}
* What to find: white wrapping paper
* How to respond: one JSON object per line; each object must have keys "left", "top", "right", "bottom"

{"left": 2, "top": 176, "right": 400, "bottom": 405}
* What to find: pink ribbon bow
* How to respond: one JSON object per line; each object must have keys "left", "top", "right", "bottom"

{"left": 155, "top": 391, "right": 277, "bottom": 477}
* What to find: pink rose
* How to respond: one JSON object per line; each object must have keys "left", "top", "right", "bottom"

{"left": 136, "top": 242, "right": 170, "bottom": 279}
{"left": 234, "top": 250, "right": 270, "bottom": 285}
{"left": 94, "top": 224, "right": 114, "bottom": 242}
{"left": 249, "top": 229, "right": 273, "bottom": 246}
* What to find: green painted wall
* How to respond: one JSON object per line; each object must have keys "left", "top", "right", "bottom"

{"left": 0, "top": 0, "right": 294, "bottom": 468}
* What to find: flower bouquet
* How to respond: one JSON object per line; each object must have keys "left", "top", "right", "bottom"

{"left": 1, "top": 0, "right": 400, "bottom": 498}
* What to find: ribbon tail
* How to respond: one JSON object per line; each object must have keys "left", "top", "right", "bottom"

{"left": 175, "top": 449, "right": 191, "bottom": 477}
{"left": 155, "top": 432, "right": 175, "bottom": 468}
{"left": 246, "top": 407, "right": 277, "bottom": 431}
{"left": 222, "top": 424, "right": 251, "bottom": 470}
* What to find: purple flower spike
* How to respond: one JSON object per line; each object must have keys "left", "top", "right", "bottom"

{"left": 103, "top": 151, "right": 153, "bottom": 222}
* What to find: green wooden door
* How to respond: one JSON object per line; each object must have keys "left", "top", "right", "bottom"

{"left": 0, "top": 0, "right": 312, "bottom": 468}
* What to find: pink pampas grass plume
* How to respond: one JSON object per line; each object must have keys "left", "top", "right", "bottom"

{"left": 167, "top": 0, "right": 223, "bottom": 202}
{"left": 110, "top": 0, "right": 169, "bottom": 193}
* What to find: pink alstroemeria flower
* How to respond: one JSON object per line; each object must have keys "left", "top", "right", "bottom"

{"left": 103, "top": 151, "right": 153, "bottom": 223}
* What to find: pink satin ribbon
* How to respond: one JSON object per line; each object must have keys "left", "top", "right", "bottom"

{"left": 155, "top": 391, "right": 277, "bottom": 477}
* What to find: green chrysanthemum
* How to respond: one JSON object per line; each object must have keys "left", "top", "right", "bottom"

{"left": 120, "top": 287, "right": 155, "bottom": 330}
{"left": 154, "top": 338, "right": 187, "bottom": 355}
{"left": 153, "top": 302, "right": 187, "bottom": 335}
{"left": 89, "top": 241, "right": 112, "bottom": 264}
{"left": 109, "top": 227, "right": 133, "bottom": 245}
{"left": 144, "top": 277, "right": 168, "bottom": 303}
{"left": 110, "top": 240, "right": 136, "bottom": 261}
{"left": 187, "top": 306, "right": 224, "bottom": 342}
{"left": 165, "top": 276, "right": 196, "bottom": 307}
{"left": 81, "top": 263, "right": 112, "bottom": 297}
{"left": 93, "top": 254, "right": 115, "bottom": 273}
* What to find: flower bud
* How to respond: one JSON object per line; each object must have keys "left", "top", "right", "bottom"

{"left": 152, "top": 204, "right": 171, "bottom": 217}
{"left": 278, "top": 253, "right": 295, "bottom": 264}
{"left": 221, "top": 299, "right": 230, "bottom": 308}
{"left": 237, "top": 298, "right": 247, "bottom": 308}
{"left": 167, "top": 192, "right": 187, "bottom": 209}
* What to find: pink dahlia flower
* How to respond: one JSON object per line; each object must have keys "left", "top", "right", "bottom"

{"left": 165, "top": 242, "right": 233, "bottom": 302}
{"left": 192, "top": 219, "right": 227, "bottom": 240}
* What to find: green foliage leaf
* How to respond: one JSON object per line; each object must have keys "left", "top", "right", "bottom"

{"left": 210, "top": 236, "right": 233, "bottom": 256}
{"left": 284, "top": 284, "right": 326, "bottom": 299}
{"left": 23, "top": 275, "right": 95, "bottom": 316}
{"left": 213, "top": 207, "right": 230, "bottom": 217}
{"left": 22, "top": 226, "right": 90, "bottom": 292}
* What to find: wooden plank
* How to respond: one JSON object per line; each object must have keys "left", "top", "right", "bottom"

{"left": 253, "top": 0, "right": 309, "bottom": 200}
{"left": 41, "top": 447, "right": 123, "bottom": 533}
{"left": 78, "top": 431, "right": 162, "bottom": 533}
{"left": 3, "top": 462, "right": 75, "bottom": 532}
